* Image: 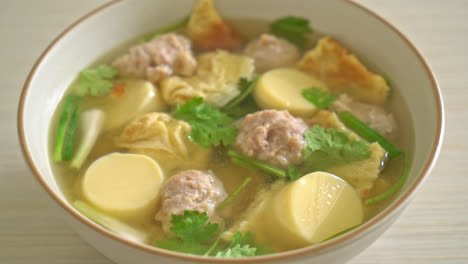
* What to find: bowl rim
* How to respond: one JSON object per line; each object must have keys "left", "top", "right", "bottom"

{"left": 17, "top": 0, "right": 444, "bottom": 262}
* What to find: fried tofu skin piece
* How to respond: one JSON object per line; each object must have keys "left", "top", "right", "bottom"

{"left": 305, "top": 110, "right": 387, "bottom": 197}
{"left": 186, "top": 0, "right": 244, "bottom": 51}
{"left": 305, "top": 110, "right": 357, "bottom": 138}
{"left": 115, "top": 113, "right": 211, "bottom": 172}
{"left": 298, "top": 37, "right": 390, "bottom": 105}
{"left": 161, "top": 50, "right": 254, "bottom": 107}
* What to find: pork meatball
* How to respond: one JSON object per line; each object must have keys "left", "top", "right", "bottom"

{"left": 243, "top": 34, "right": 300, "bottom": 73}
{"left": 112, "top": 33, "right": 197, "bottom": 84}
{"left": 332, "top": 94, "right": 396, "bottom": 136}
{"left": 236, "top": 110, "right": 308, "bottom": 167}
{"left": 155, "top": 170, "right": 227, "bottom": 234}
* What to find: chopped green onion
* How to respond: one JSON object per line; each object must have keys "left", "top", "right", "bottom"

{"left": 217, "top": 177, "right": 252, "bottom": 211}
{"left": 73, "top": 200, "right": 147, "bottom": 243}
{"left": 53, "top": 95, "right": 82, "bottom": 162}
{"left": 366, "top": 152, "right": 409, "bottom": 205}
{"left": 53, "top": 96, "right": 75, "bottom": 161}
{"left": 230, "top": 156, "right": 260, "bottom": 173}
{"left": 222, "top": 76, "right": 260, "bottom": 112}
{"left": 228, "top": 150, "right": 287, "bottom": 179}
{"left": 70, "top": 109, "right": 106, "bottom": 169}
{"left": 140, "top": 17, "right": 189, "bottom": 42}
{"left": 62, "top": 99, "right": 81, "bottom": 161}
{"left": 338, "top": 111, "right": 402, "bottom": 158}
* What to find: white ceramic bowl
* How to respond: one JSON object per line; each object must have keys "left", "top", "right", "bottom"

{"left": 18, "top": 0, "right": 444, "bottom": 263}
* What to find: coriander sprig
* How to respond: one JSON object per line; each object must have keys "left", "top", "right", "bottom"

{"left": 302, "top": 87, "right": 336, "bottom": 109}
{"left": 173, "top": 97, "right": 238, "bottom": 148}
{"left": 270, "top": 16, "right": 313, "bottom": 48}
{"left": 156, "top": 210, "right": 269, "bottom": 257}
{"left": 302, "top": 125, "right": 372, "bottom": 170}
{"left": 222, "top": 76, "right": 260, "bottom": 112}
{"left": 73, "top": 64, "right": 118, "bottom": 96}
{"left": 157, "top": 211, "right": 218, "bottom": 255}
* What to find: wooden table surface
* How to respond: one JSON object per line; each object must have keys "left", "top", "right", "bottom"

{"left": 1, "top": 0, "right": 467, "bottom": 263}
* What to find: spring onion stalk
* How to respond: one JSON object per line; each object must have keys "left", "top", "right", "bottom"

{"left": 140, "top": 17, "right": 189, "bottom": 42}
{"left": 53, "top": 95, "right": 82, "bottom": 162}
{"left": 222, "top": 76, "right": 260, "bottom": 112}
{"left": 53, "top": 96, "right": 75, "bottom": 161}
{"left": 73, "top": 200, "right": 147, "bottom": 243}
{"left": 70, "top": 109, "right": 106, "bottom": 169}
{"left": 62, "top": 99, "right": 81, "bottom": 160}
{"left": 366, "top": 152, "right": 409, "bottom": 205}
{"left": 217, "top": 177, "right": 253, "bottom": 211}
{"left": 321, "top": 224, "right": 361, "bottom": 242}
{"left": 203, "top": 220, "right": 226, "bottom": 256}
{"left": 227, "top": 150, "right": 287, "bottom": 179}
{"left": 230, "top": 157, "right": 260, "bottom": 173}
{"left": 338, "top": 111, "right": 402, "bottom": 158}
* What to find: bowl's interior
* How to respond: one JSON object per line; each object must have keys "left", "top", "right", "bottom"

{"left": 19, "top": 0, "right": 443, "bottom": 261}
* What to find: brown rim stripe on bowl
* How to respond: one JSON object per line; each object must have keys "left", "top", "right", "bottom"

{"left": 17, "top": 0, "right": 444, "bottom": 262}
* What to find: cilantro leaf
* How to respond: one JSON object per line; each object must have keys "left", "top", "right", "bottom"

{"left": 229, "top": 232, "right": 255, "bottom": 247}
{"left": 287, "top": 166, "right": 301, "bottom": 181}
{"left": 230, "top": 232, "right": 274, "bottom": 256}
{"left": 222, "top": 76, "right": 260, "bottom": 117}
{"left": 156, "top": 211, "right": 219, "bottom": 255}
{"left": 215, "top": 232, "right": 273, "bottom": 257}
{"left": 173, "top": 97, "right": 238, "bottom": 148}
{"left": 74, "top": 64, "right": 118, "bottom": 96}
{"left": 155, "top": 212, "right": 273, "bottom": 257}
{"left": 216, "top": 232, "right": 257, "bottom": 257}
{"left": 170, "top": 211, "right": 219, "bottom": 244}
{"left": 223, "top": 96, "right": 258, "bottom": 119}
{"left": 302, "top": 126, "right": 371, "bottom": 170}
{"left": 302, "top": 87, "right": 336, "bottom": 109}
{"left": 237, "top": 77, "right": 251, "bottom": 92}
{"left": 270, "top": 16, "right": 313, "bottom": 48}
{"left": 216, "top": 244, "right": 257, "bottom": 258}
